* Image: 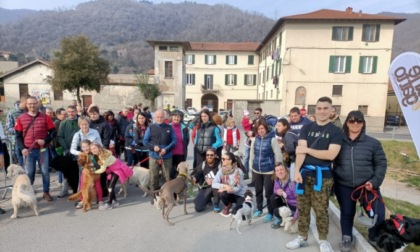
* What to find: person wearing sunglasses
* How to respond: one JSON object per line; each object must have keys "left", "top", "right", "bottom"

{"left": 212, "top": 152, "right": 246, "bottom": 217}
{"left": 333, "top": 110, "right": 387, "bottom": 252}
{"left": 193, "top": 148, "right": 221, "bottom": 213}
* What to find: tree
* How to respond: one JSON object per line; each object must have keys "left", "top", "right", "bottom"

{"left": 136, "top": 74, "right": 160, "bottom": 103}
{"left": 48, "top": 35, "right": 110, "bottom": 105}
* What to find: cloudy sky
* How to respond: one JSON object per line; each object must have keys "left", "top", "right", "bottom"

{"left": 0, "top": 0, "right": 419, "bottom": 18}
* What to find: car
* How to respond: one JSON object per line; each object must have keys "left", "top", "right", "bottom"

{"left": 385, "top": 114, "right": 405, "bottom": 126}
{"left": 175, "top": 108, "right": 196, "bottom": 125}
{"left": 187, "top": 107, "right": 197, "bottom": 115}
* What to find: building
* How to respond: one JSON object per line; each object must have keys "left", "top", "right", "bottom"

{"left": 0, "top": 59, "right": 151, "bottom": 111}
{"left": 257, "top": 7, "right": 405, "bottom": 131}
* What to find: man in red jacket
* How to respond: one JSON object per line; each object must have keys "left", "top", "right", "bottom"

{"left": 15, "top": 96, "right": 56, "bottom": 201}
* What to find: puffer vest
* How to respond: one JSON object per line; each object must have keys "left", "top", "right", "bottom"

{"left": 252, "top": 130, "right": 276, "bottom": 172}
{"left": 20, "top": 112, "right": 49, "bottom": 149}
{"left": 195, "top": 122, "right": 216, "bottom": 154}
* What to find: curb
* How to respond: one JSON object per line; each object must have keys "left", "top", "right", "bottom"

{"left": 326, "top": 201, "right": 376, "bottom": 252}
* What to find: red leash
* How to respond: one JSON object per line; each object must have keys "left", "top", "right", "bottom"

{"left": 351, "top": 184, "right": 385, "bottom": 211}
{"left": 23, "top": 141, "right": 45, "bottom": 167}
{"left": 130, "top": 156, "right": 150, "bottom": 168}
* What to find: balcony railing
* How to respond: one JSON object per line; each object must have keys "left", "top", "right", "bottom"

{"left": 201, "top": 84, "right": 220, "bottom": 93}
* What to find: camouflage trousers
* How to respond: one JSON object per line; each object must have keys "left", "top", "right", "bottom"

{"left": 297, "top": 176, "right": 334, "bottom": 240}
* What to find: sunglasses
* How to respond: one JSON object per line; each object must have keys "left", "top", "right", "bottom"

{"left": 348, "top": 119, "right": 364, "bottom": 124}
{"left": 222, "top": 158, "right": 230, "bottom": 161}
{"left": 206, "top": 154, "right": 214, "bottom": 157}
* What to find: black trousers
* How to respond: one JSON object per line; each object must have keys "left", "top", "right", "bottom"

{"left": 253, "top": 171, "right": 274, "bottom": 214}
{"left": 194, "top": 187, "right": 219, "bottom": 212}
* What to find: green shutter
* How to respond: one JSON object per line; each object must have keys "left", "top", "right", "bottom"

{"left": 234, "top": 74, "right": 237, "bottom": 85}
{"left": 278, "top": 58, "right": 282, "bottom": 76}
{"left": 332, "top": 27, "right": 336, "bottom": 40}
{"left": 329, "top": 56, "right": 335, "bottom": 73}
{"left": 225, "top": 75, "right": 228, "bottom": 85}
{"left": 349, "top": 27, "right": 354, "bottom": 41}
{"left": 375, "top": 25, "right": 380, "bottom": 41}
{"left": 214, "top": 55, "right": 216, "bottom": 64}
{"left": 345, "top": 56, "right": 352, "bottom": 73}
{"left": 359, "top": 56, "right": 364, "bottom": 73}
{"left": 244, "top": 74, "right": 247, "bottom": 85}
{"left": 192, "top": 55, "right": 195, "bottom": 64}
{"left": 372, "top": 56, "right": 378, "bottom": 73}
{"left": 253, "top": 74, "right": 256, "bottom": 85}
{"left": 205, "top": 55, "right": 208, "bottom": 64}
{"left": 192, "top": 74, "right": 195, "bottom": 85}
{"left": 234, "top": 56, "right": 237, "bottom": 64}
{"left": 226, "top": 55, "right": 228, "bottom": 64}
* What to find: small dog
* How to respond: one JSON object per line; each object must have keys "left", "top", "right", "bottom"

{"left": 141, "top": 161, "right": 190, "bottom": 226}
{"left": 118, "top": 166, "right": 150, "bottom": 197}
{"left": 67, "top": 153, "right": 100, "bottom": 212}
{"left": 279, "top": 206, "right": 298, "bottom": 233}
{"left": 6, "top": 164, "right": 39, "bottom": 219}
{"left": 229, "top": 190, "right": 254, "bottom": 235}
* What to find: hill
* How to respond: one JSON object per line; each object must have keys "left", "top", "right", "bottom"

{"left": 0, "top": 0, "right": 274, "bottom": 73}
{"left": 0, "top": 8, "right": 37, "bottom": 25}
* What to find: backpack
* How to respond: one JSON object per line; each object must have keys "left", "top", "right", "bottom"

{"left": 265, "top": 115, "right": 278, "bottom": 127}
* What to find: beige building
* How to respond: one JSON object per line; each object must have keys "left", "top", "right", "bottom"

{"left": 0, "top": 59, "right": 150, "bottom": 111}
{"left": 257, "top": 7, "right": 405, "bottom": 131}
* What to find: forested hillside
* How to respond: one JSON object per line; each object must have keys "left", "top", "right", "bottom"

{"left": 0, "top": 0, "right": 274, "bottom": 73}
{"left": 0, "top": 1, "right": 418, "bottom": 74}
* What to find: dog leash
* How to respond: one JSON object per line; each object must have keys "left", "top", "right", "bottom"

{"left": 351, "top": 184, "right": 385, "bottom": 215}
{"left": 23, "top": 141, "right": 45, "bottom": 167}
{"left": 130, "top": 156, "right": 150, "bottom": 169}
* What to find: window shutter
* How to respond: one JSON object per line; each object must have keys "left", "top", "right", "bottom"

{"left": 332, "top": 27, "right": 337, "bottom": 40}
{"left": 375, "top": 25, "right": 380, "bottom": 41}
{"left": 278, "top": 58, "right": 282, "bottom": 76}
{"left": 253, "top": 74, "right": 256, "bottom": 85}
{"left": 226, "top": 55, "right": 228, "bottom": 64}
{"left": 214, "top": 55, "right": 216, "bottom": 64}
{"left": 349, "top": 27, "right": 354, "bottom": 40}
{"left": 329, "top": 56, "right": 335, "bottom": 73}
{"left": 225, "top": 75, "right": 228, "bottom": 85}
{"left": 359, "top": 56, "right": 364, "bottom": 73}
{"left": 244, "top": 75, "right": 247, "bottom": 85}
{"left": 234, "top": 74, "right": 237, "bottom": 85}
{"left": 192, "top": 74, "right": 195, "bottom": 85}
{"left": 205, "top": 55, "right": 208, "bottom": 64}
{"left": 345, "top": 56, "right": 352, "bottom": 73}
{"left": 192, "top": 55, "right": 195, "bottom": 64}
{"left": 372, "top": 56, "right": 378, "bottom": 73}
{"left": 234, "top": 56, "right": 237, "bottom": 64}
{"left": 362, "top": 25, "right": 368, "bottom": 41}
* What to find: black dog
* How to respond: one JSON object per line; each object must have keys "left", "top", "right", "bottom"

{"left": 375, "top": 214, "right": 420, "bottom": 251}
{"left": 50, "top": 155, "right": 79, "bottom": 194}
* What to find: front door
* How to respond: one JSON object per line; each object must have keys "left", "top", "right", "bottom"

{"left": 82, "top": 95, "right": 92, "bottom": 110}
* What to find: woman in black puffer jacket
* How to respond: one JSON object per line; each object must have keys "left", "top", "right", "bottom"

{"left": 334, "top": 110, "right": 387, "bottom": 251}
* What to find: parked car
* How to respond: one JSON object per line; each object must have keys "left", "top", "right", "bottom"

{"left": 187, "top": 107, "right": 197, "bottom": 115}
{"left": 175, "top": 108, "right": 196, "bottom": 125}
{"left": 385, "top": 114, "right": 406, "bottom": 126}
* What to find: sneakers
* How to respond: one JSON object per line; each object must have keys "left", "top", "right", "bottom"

{"left": 271, "top": 217, "right": 281, "bottom": 229}
{"left": 213, "top": 204, "right": 221, "bottom": 213}
{"left": 286, "top": 236, "right": 308, "bottom": 249}
{"left": 339, "top": 235, "right": 352, "bottom": 252}
{"left": 264, "top": 213, "right": 274, "bottom": 223}
{"left": 99, "top": 203, "right": 113, "bottom": 211}
{"left": 98, "top": 201, "right": 105, "bottom": 207}
{"left": 319, "top": 240, "right": 333, "bottom": 252}
{"left": 220, "top": 203, "right": 232, "bottom": 217}
{"left": 111, "top": 200, "right": 119, "bottom": 208}
{"left": 254, "top": 210, "right": 262, "bottom": 218}
{"left": 75, "top": 202, "right": 83, "bottom": 209}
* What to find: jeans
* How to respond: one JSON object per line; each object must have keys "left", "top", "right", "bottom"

{"left": 149, "top": 157, "right": 172, "bottom": 190}
{"left": 15, "top": 143, "right": 24, "bottom": 166}
{"left": 243, "top": 145, "right": 250, "bottom": 174}
{"left": 335, "top": 183, "right": 385, "bottom": 241}
{"left": 24, "top": 148, "right": 50, "bottom": 192}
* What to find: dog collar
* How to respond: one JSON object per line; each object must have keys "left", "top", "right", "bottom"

{"left": 18, "top": 170, "right": 26, "bottom": 175}
{"left": 178, "top": 172, "right": 188, "bottom": 178}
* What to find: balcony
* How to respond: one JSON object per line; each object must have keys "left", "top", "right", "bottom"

{"left": 201, "top": 84, "right": 220, "bottom": 93}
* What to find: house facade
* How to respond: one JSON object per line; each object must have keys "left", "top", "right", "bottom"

{"left": 257, "top": 7, "right": 405, "bottom": 131}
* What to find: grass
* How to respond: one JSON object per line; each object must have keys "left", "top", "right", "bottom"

{"left": 381, "top": 140, "right": 420, "bottom": 189}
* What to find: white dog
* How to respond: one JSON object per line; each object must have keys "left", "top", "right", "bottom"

{"left": 229, "top": 190, "right": 254, "bottom": 235}
{"left": 118, "top": 166, "right": 150, "bottom": 197}
{"left": 279, "top": 206, "right": 298, "bottom": 233}
{"left": 6, "top": 164, "right": 39, "bottom": 219}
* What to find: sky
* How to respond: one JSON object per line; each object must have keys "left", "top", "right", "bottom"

{"left": 0, "top": 0, "right": 419, "bottom": 19}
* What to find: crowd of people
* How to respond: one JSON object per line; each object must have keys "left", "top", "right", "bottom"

{"left": 0, "top": 95, "right": 388, "bottom": 252}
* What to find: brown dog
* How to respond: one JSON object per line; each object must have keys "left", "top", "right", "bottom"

{"left": 67, "top": 153, "right": 100, "bottom": 212}
{"left": 141, "top": 161, "right": 190, "bottom": 226}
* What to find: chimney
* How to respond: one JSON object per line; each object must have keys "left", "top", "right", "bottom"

{"left": 359, "top": 10, "right": 363, "bottom": 16}
{"left": 346, "top": 7, "right": 353, "bottom": 14}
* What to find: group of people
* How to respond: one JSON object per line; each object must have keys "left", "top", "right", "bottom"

{"left": 0, "top": 95, "right": 387, "bottom": 252}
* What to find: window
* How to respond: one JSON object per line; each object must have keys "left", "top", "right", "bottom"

{"left": 244, "top": 74, "right": 256, "bottom": 86}
{"left": 225, "top": 74, "right": 237, "bottom": 86}
{"left": 248, "top": 55, "right": 254, "bottom": 65}
{"left": 204, "top": 74, "right": 213, "bottom": 90}
{"left": 359, "top": 56, "right": 378, "bottom": 74}
{"left": 186, "top": 54, "right": 195, "bottom": 64}
{"left": 164, "top": 61, "right": 173, "bottom": 78}
{"left": 266, "top": 67, "right": 270, "bottom": 80}
{"left": 332, "top": 85, "right": 343, "bottom": 96}
{"left": 332, "top": 26, "right": 354, "bottom": 41}
{"left": 362, "top": 24, "right": 380, "bottom": 42}
{"left": 329, "top": 56, "right": 352, "bottom": 73}
{"left": 169, "top": 46, "right": 178, "bottom": 51}
{"left": 186, "top": 74, "right": 195, "bottom": 85}
{"left": 271, "top": 63, "right": 275, "bottom": 77}
{"left": 358, "top": 105, "right": 368, "bottom": 115}
{"left": 308, "top": 105, "right": 316, "bottom": 115}
{"left": 205, "top": 55, "right": 216, "bottom": 65}
{"left": 226, "top": 55, "right": 237, "bottom": 65}
{"left": 54, "top": 90, "right": 63, "bottom": 101}
{"left": 159, "top": 45, "right": 167, "bottom": 51}
{"left": 19, "top": 83, "right": 28, "bottom": 98}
